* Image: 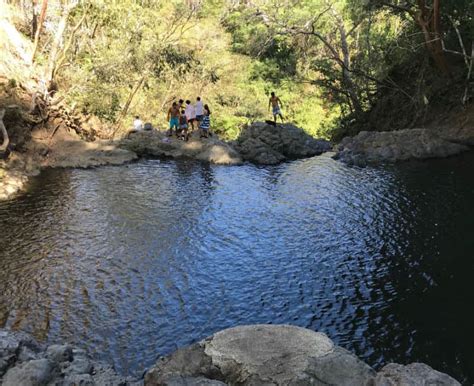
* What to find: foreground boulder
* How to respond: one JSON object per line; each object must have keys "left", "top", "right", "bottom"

{"left": 144, "top": 325, "right": 460, "bottom": 386}
{"left": 121, "top": 131, "right": 242, "bottom": 165}
{"left": 335, "top": 128, "right": 470, "bottom": 166}
{"left": 234, "top": 122, "right": 332, "bottom": 164}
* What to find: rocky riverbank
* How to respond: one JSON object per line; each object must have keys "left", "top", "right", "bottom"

{"left": 0, "top": 120, "right": 333, "bottom": 200}
{"left": 0, "top": 325, "right": 460, "bottom": 385}
{"left": 334, "top": 104, "right": 474, "bottom": 166}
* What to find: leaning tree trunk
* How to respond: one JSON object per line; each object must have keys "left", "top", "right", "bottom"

{"left": 112, "top": 76, "right": 145, "bottom": 138}
{"left": 46, "top": 1, "right": 79, "bottom": 85}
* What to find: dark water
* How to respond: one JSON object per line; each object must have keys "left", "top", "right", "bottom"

{"left": 1, "top": 153, "right": 474, "bottom": 383}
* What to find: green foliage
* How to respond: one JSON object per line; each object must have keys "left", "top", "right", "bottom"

{"left": 13, "top": 0, "right": 470, "bottom": 140}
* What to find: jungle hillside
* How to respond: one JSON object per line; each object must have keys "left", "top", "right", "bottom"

{"left": 1, "top": 0, "right": 473, "bottom": 141}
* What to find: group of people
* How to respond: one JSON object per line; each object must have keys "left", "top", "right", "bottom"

{"left": 130, "top": 96, "right": 211, "bottom": 140}
{"left": 131, "top": 91, "right": 284, "bottom": 139}
{"left": 167, "top": 97, "right": 211, "bottom": 141}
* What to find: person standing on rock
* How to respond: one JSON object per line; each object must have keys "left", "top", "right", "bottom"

{"left": 268, "top": 92, "right": 284, "bottom": 123}
{"left": 195, "top": 97, "right": 204, "bottom": 123}
{"left": 199, "top": 104, "right": 211, "bottom": 138}
{"left": 167, "top": 102, "right": 180, "bottom": 137}
{"left": 185, "top": 100, "right": 197, "bottom": 132}
{"left": 179, "top": 109, "right": 189, "bottom": 141}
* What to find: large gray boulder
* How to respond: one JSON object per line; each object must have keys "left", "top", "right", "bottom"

{"left": 335, "top": 128, "right": 470, "bottom": 166}
{"left": 234, "top": 122, "right": 332, "bottom": 164}
{"left": 145, "top": 324, "right": 376, "bottom": 385}
{"left": 121, "top": 131, "right": 242, "bottom": 165}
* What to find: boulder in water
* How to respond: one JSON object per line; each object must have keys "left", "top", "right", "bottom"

{"left": 234, "top": 122, "right": 332, "bottom": 164}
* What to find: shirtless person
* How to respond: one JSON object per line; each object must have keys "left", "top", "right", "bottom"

{"left": 167, "top": 102, "right": 180, "bottom": 136}
{"left": 268, "top": 91, "right": 284, "bottom": 123}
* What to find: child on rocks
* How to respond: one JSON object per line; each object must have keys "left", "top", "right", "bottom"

{"left": 179, "top": 109, "right": 189, "bottom": 141}
{"left": 199, "top": 105, "right": 211, "bottom": 138}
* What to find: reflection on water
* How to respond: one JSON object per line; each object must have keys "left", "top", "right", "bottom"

{"left": 0, "top": 153, "right": 473, "bottom": 382}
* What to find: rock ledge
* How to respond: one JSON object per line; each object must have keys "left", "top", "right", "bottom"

{"left": 145, "top": 324, "right": 460, "bottom": 386}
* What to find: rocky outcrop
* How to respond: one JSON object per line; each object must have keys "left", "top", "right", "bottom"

{"left": 0, "top": 329, "right": 141, "bottom": 386}
{"left": 120, "top": 131, "right": 242, "bottom": 165}
{"left": 375, "top": 363, "right": 461, "bottom": 386}
{"left": 145, "top": 325, "right": 460, "bottom": 386}
{"left": 0, "top": 326, "right": 461, "bottom": 385}
{"left": 334, "top": 128, "right": 471, "bottom": 166}
{"left": 233, "top": 122, "right": 332, "bottom": 164}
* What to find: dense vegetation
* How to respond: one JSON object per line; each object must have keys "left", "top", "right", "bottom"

{"left": 3, "top": 0, "right": 473, "bottom": 140}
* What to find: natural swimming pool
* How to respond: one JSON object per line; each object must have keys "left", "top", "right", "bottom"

{"left": 1, "top": 152, "right": 473, "bottom": 382}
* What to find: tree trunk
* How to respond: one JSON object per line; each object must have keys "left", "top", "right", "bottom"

{"left": 30, "top": 0, "right": 47, "bottom": 63}
{"left": 46, "top": 1, "right": 79, "bottom": 84}
{"left": 46, "top": 7, "right": 69, "bottom": 84}
{"left": 333, "top": 9, "right": 363, "bottom": 115}
{"left": 415, "top": 0, "right": 450, "bottom": 74}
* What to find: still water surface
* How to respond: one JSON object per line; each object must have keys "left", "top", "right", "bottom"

{"left": 1, "top": 153, "right": 473, "bottom": 382}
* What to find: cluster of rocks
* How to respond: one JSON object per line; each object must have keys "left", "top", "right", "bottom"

{"left": 233, "top": 122, "right": 332, "bottom": 165}
{"left": 0, "top": 329, "right": 141, "bottom": 386}
{"left": 334, "top": 127, "right": 472, "bottom": 166}
{"left": 120, "top": 130, "right": 242, "bottom": 165}
{"left": 1, "top": 325, "right": 460, "bottom": 386}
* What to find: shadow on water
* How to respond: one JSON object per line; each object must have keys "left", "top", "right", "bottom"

{"left": 0, "top": 153, "right": 473, "bottom": 382}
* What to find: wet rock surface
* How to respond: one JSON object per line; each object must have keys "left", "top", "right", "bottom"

{"left": 335, "top": 128, "right": 471, "bottom": 166}
{"left": 233, "top": 122, "right": 332, "bottom": 165}
{"left": 120, "top": 130, "right": 242, "bottom": 165}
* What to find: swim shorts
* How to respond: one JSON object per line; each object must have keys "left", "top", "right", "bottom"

{"left": 169, "top": 117, "right": 179, "bottom": 129}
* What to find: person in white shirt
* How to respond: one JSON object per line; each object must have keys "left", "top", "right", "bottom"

{"left": 185, "top": 100, "right": 196, "bottom": 131}
{"left": 195, "top": 96, "right": 204, "bottom": 122}
{"left": 133, "top": 116, "right": 143, "bottom": 131}
{"left": 127, "top": 115, "right": 143, "bottom": 138}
